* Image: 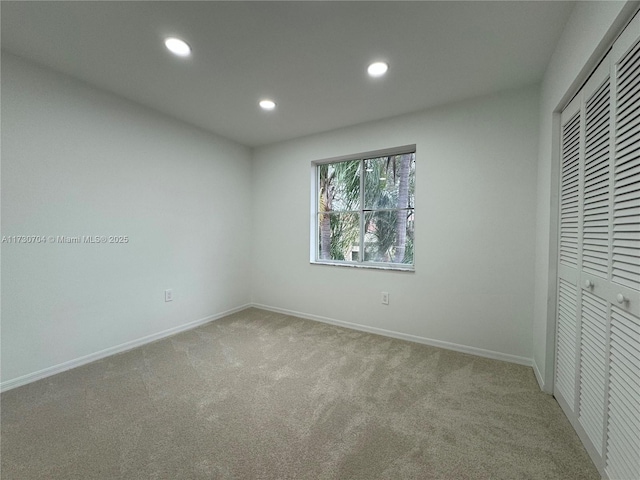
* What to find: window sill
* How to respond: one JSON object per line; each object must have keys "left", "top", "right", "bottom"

{"left": 310, "top": 261, "right": 415, "bottom": 272}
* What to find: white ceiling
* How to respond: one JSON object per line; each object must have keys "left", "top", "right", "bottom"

{"left": 1, "top": 1, "right": 575, "bottom": 147}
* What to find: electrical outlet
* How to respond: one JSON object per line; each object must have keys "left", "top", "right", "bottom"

{"left": 381, "top": 291, "right": 389, "bottom": 305}
{"left": 165, "top": 289, "right": 173, "bottom": 302}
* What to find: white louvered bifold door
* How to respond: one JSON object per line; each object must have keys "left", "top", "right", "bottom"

{"left": 557, "top": 279, "right": 578, "bottom": 407}
{"left": 583, "top": 77, "right": 611, "bottom": 279}
{"left": 555, "top": 11, "right": 640, "bottom": 480}
{"left": 579, "top": 289, "right": 607, "bottom": 455}
{"left": 578, "top": 61, "right": 612, "bottom": 462}
{"left": 606, "top": 17, "right": 640, "bottom": 480}
{"left": 613, "top": 29, "right": 640, "bottom": 292}
{"left": 561, "top": 106, "right": 582, "bottom": 270}
{"left": 607, "top": 307, "right": 640, "bottom": 479}
{"left": 557, "top": 92, "right": 582, "bottom": 416}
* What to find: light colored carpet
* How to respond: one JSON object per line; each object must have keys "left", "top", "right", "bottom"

{"left": 1, "top": 308, "right": 599, "bottom": 479}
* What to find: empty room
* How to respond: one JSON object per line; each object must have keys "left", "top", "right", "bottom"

{"left": 1, "top": 1, "right": 639, "bottom": 479}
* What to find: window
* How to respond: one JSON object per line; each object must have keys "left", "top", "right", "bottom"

{"left": 312, "top": 146, "right": 415, "bottom": 270}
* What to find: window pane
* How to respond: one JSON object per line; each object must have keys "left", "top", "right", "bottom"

{"left": 364, "top": 153, "right": 415, "bottom": 209}
{"left": 318, "top": 160, "right": 360, "bottom": 212}
{"left": 318, "top": 212, "right": 360, "bottom": 261}
{"left": 364, "top": 209, "right": 414, "bottom": 264}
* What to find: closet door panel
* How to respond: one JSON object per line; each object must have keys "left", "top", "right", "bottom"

{"left": 605, "top": 307, "right": 640, "bottom": 480}
{"left": 557, "top": 93, "right": 583, "bottom": 413}
{"left": 561, "top": 114, "right": 582, "bottom": 268}
{"left": 578, "top": 290, "right": 608, "bottom": 454}
{"left": 555, "top": 12, "right": 640, "bottom": 477}
{"left": 584, "top": 78, "right": 612, "bottom": 279}
{"left": 613, "top": 18, "right": 640, "bottom": 293}
{"left": 557, "top": 278, "right": 579, "bottom": 408}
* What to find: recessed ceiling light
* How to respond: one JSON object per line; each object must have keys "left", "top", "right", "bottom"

{"left": 164, "top": 37, "right": 191, "bottom": 57}
{"left": 368, "top": 61, "right": 388, "bottom": 77}
{"left": 259, "top": 99, "right": 276, "bottom": 111}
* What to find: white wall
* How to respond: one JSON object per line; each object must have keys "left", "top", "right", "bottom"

{"left": 533, "top": 1, "right": 634, "bottom": 391}
{"left": 251, "top": 86, "right": 540, "bottom": 363}
{"left": 9, "top": 0, "right": 633, "bottom": 389}
{"left": 1, "top": 53, "right": 252, "bottom": 387}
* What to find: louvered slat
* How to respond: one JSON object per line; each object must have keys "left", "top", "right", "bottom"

{"left": 561, "top": 113, "right": 581, "bottom": 268}
{"left": 584, "top": 79, "right": 611, "bottom": 277}
{"left": 606, "top": 306, "right": 640, "bottom": 480}
{"left": 579, "top": 291, "right": 607, "bottom": 454}
{"left": 556, "top": 279, "right": 578, "bottom": 408}
{"left": 614, "top": 39, "right": 640, "bottom": 291}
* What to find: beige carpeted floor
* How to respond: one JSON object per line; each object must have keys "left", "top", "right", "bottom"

{"left": 1, "top": 308, "right": 599, "bottom": 479}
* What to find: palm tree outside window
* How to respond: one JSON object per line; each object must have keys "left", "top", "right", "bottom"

{"left": 313, "top": 147, "right": 415, "bottom": 270}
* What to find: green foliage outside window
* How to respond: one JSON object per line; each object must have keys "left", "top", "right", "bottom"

{"left": 317, "top": 152, "right": 415, "bottom": 267}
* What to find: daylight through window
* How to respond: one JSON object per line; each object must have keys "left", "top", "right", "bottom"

{"left": 314, "top": 149, "right": 415, "bottom": 269}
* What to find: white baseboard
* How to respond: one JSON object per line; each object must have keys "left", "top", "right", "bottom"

{"left": 0, "top": 303, "right": 252, "bottom": 392}
{"left": 2, "top": 303, "right": 535, "bottom": 392}
{"left": 252, "top": 303, "right": 533, "bottom": 367}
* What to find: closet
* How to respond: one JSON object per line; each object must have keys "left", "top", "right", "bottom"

{"left": 556, "top": 10, "right": 640, "bottom": 480}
